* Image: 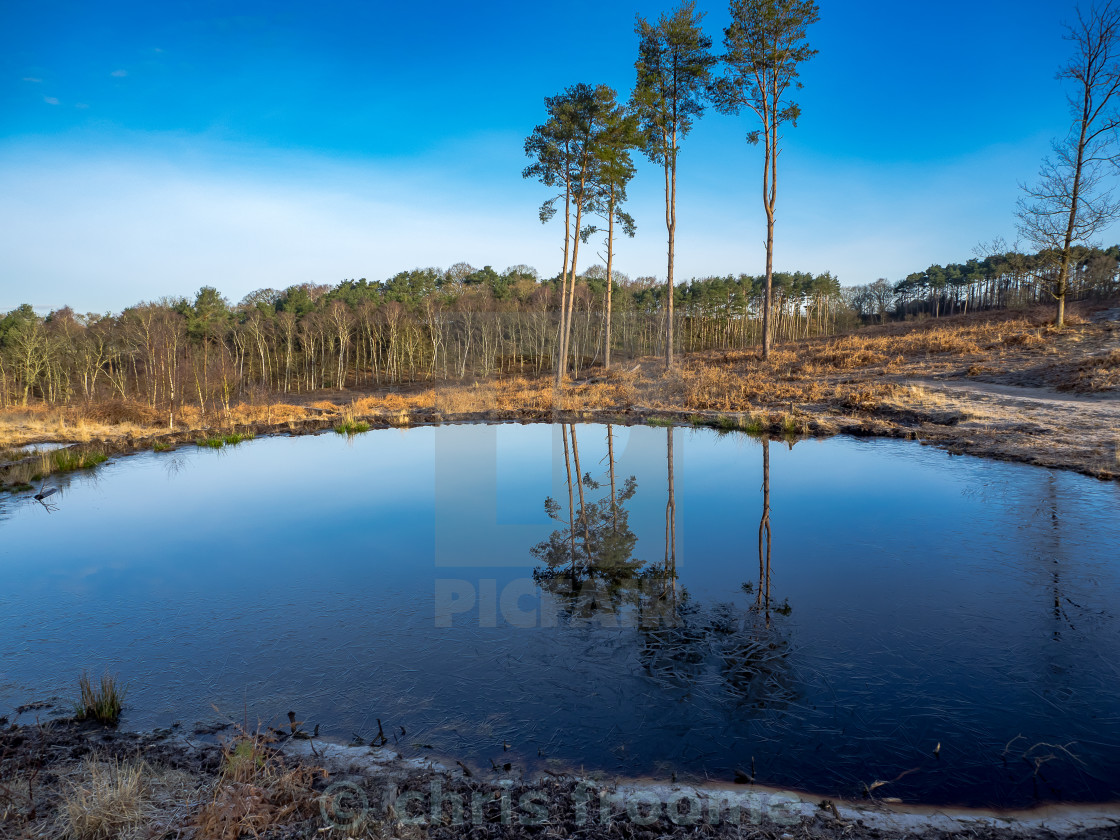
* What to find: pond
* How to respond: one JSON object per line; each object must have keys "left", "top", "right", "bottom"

{"left": 1, "top": 423, "right": 1118, "bottom": 808}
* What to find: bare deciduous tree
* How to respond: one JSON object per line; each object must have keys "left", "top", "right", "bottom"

{"left": 1017, "top": 1, "right": 1120, "bottom": 327}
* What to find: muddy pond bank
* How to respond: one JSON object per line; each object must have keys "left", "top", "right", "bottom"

{"left": 1, "top": 393, "right": 1117, "bottom": 500}
{"left": 1, "top": 715, "right": 1118, "bottom": 840}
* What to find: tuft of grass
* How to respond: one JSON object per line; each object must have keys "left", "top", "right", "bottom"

{"left": 196, "top": 436, "right": 225, "bottom": 449}
{"left": 715, "top": 414, "right": 740, "bottom": 431}
{"left": 742, "top": 415, "right": 764, "bottom": 434}
{"left": 221, "top": 432, "right": 254, "bottom": 446}
{"left": 645, "top": 416, "right": 673, "bottom": 427}
{"left": 196, "top": 724, "right": 326, "bottom": 840}
{"left": 75, "top": 672, "right": 125, "bottom": 726}
{"left": 59, "top": 757, "right": 150, "bottom": 840}
{"left": 334, "top": 420, "right": 371, "bottom": 435}
{"left": 222, "top": 735, "right": 268, "bottom": 783}
{"left": 152, "top": 441, "right": 171, "bottom": 452}
{"left": 51, "top": 449, "right": 108, "bottom": 472}
{"left": 780, "top": 413, "right": 804, "bottom": 435}
{"left": 713, "top": 412, "right": 767, "bottom": 434}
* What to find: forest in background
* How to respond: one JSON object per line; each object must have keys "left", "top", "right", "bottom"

{"left": 1, "top": 242, "right": 1117, "bottom": 415}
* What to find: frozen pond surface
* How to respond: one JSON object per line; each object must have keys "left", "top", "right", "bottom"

{"left": 1, "top": 423, "right": 1118, "bottom": 807}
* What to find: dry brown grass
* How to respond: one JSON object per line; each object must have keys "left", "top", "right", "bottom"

{"left": 56, "top": 756, "right": 201, "bottom": 840}
{"left": 839, "top": 383, "right": 908, "bottom": 412}
{"left": 194, "top": 729, "right": 325, "bottom": 840}
{"left": 57, "top": 757, "right": 149, "bottom": 840}
{"left": 80, "top": 399, "right": 162, "bottom": 426}
{"left": 0, "top": 406, "right": 148, "bottom": 450}
{"left": 0, "top": 399, "right": 315, "bottom": 450}
{"left": 812, "top": 337, "right": 888, "bottom": 370}
{"left": 1065, "top": 348, "right": 1120, "bottom": 392}
{"left": 663, "top": 364, "right": 757, "bottom": 411}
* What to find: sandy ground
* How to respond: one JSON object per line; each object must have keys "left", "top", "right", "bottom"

{"left": 882, "top": 305, "right": 1120, "bottom": 477}
{"left": 891, "top": 378, "right": 1120, "bottom": 478}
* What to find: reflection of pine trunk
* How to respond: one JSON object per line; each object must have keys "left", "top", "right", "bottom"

{"left": 607, "top": 424, "right": 617, "bottom": 532}
{"left": 758, "top": 439, "right": 772, "bottom": 615}
{"left": 570, "top": 426, "right": 592, "bottom": 563}
{"left": 1047, "top": 473, "right": 1065, "bottom": 640}
{"left": 665, "top": 427, "right": 677, "bottom": 607}
{"left": 562, "top": 424, "right": 576, "bottom": 582}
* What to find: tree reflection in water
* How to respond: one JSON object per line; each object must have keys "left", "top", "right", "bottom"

{"left": 531, "top": 425, "right": 797, "bottom": 711}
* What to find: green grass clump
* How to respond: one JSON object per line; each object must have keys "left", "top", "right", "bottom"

{"left": 742, "top": 416, "right": 765, "bottom": 434}
{"left": 6, "top": 482, "right": 34, "bottom": 493}
{"left": 196, "top": 431, "right": 256, "bottom": 449}
{"left": 709, "top": 413, "right": 766, "bottom": 434}
{"left": 51, "top": 450, "right": 108, "bottom": 471}
{"left": 152, "top": 441, "right": 171, "bottom": 452}
{"left": 781, "top": 413, "right": 802, "bottom": 435}
{"left": 224, "top": 736, "right": 268, "bottom": 780}
{"left": 645, "top": 416, "right": 673, "bottom": 427}
{"left": 75, "top": 671, "right": 125, "bottom": 726}
{"left": 334, "top": 420, "right": 371, "bottom": 435}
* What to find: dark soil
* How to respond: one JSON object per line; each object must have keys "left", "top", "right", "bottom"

{"left": 1, "top": 717, "right": 1117, "bottom": 839}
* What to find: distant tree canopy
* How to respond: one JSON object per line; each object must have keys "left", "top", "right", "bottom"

{"left": 844, "top": 245, "right": 1120, "bottom": 322}
{"left": 0, "top": 263, "right": 848, "bottom": 413}
{"left": 5, "top": 244, "right": 1116, "bottom": 414}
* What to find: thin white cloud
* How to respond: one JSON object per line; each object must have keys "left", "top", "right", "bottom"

{"left": 43, "top": 96, "right": 59, "bottom": 105}
{"left": 0, "top": 147, "right": 560, "bottom": 313}
{"left": 4, "top": 133, "right": 1115, "bottom": 315}
{"left": 110, "top": 69, "right": 127, "bottom": 77}
{"left": 22, "top": 77, "right": 42, "bottom": 83}
{"left": 74, "top": 103, "right": 89, "bottom": 109}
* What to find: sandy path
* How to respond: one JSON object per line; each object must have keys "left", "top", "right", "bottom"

{"left": 896, "top": 377, "right": 1120, "bottom": 480}
{"left": 907, "top": 377, "right": 1120, "bottom": 410}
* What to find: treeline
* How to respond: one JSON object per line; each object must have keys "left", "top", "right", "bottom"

{"left": 0, "top": 264, "right": 849, "bottom": 414}
{"left": 845, "top": 245, "right": 1120, "bottom": 322}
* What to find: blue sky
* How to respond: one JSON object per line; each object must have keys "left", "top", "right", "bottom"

{"left": 0, "top": 0, "right": 1105, "bottom": 313}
